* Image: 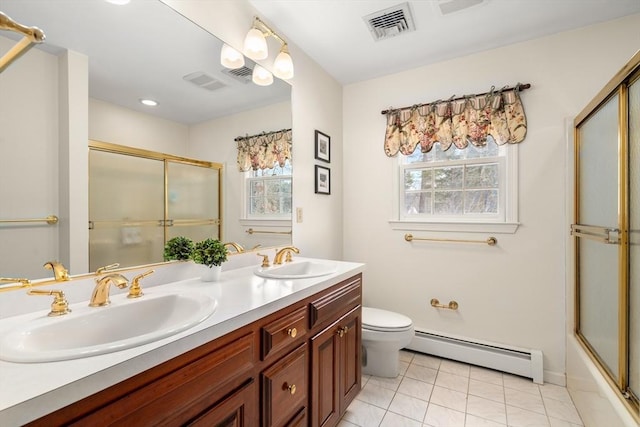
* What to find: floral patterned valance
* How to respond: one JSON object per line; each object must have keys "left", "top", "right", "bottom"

{"left": 236, "top": 128, "right": 292, "bottom": 172}
{"left": 383, "top": 84, "right": 529, "bottom": 157}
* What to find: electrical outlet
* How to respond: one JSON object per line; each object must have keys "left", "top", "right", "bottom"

{"left": 296, "top": 207, "right": 303, "bottom": 223}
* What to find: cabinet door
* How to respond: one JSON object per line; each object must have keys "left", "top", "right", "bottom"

{"left": 338, "top": 306, "right": 361, "bottom": 414}
{"left": 310, "top": 306, "right": 362, "bottom": 427}
{"left": 310, "top": 320, "right": 341, "bottom": 427}
{"left": 189, "top": 380, "right": 257, "bottom": 427}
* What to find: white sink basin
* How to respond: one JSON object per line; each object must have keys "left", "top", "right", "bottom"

{"left": 255, "top": 260, "right": 337, "bottom": 279}
{"left": 0, "top": 292, "right": 217, "bottom": 363}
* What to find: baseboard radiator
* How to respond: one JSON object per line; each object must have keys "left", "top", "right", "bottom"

{"left": 406, "top": 329, "right": 544, "bottom": 384}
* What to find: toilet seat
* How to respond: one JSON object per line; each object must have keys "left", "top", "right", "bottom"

{"left": 362, "top": 307, "right": 413, "bottom": 333}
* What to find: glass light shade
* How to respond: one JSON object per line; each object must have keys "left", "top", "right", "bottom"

{"left": 220, "top": 44, "right": 245, "bottom": 69}
{"left": 252, "top": 65, "right": 273, "bottom": 86}
{"left": 243, "top": 28, "right": 268, "bottom": 60}
{"left": 273, "top": 50, "right": 294, "bottom": 80}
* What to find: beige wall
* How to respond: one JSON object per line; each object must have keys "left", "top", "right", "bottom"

{"left": 342, "top": 14, "right": 640, "bottom": 385}
{"left": 89, "top": 98, "right": 189, "bottom": 155}
{"left": 0, "top": 35, "right": 60, "bottom": 278}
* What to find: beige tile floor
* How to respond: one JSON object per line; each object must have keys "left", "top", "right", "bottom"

{"left": 339, "top": 350, "right": 584, "bottom": 427}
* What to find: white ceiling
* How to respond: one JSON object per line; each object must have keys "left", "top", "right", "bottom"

{"left": 1, "top": 0, "right": 291, "bottom": 125}
{"left": 249, "top": 0, "right": 640, "bottom": 84}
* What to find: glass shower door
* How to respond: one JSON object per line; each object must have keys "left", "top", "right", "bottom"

{"left": 574, "top": 92, "right": 621, "bottom": 381}
{"left": 89, "top": 151, "right": 165, "bottom": 271}
{"left": 166, "top": 161, "right": 221, "bottom": 243}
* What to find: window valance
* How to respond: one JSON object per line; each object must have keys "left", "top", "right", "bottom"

{"left": 236, "top": 128, "right": 292, "bottom": 172}
{"left": 382, "top": 83, "right": 530, "bottom": 157}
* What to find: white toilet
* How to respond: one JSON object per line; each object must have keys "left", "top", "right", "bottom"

{"left": 361, "top": 307, "right": 414, "bottom": 378}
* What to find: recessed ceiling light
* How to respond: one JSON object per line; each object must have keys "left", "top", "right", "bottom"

{"left": 105, "top": 0, "right": 131, "bottom": 5}
{"left": 139, "top": 99, "right": 158, "bottom": 107}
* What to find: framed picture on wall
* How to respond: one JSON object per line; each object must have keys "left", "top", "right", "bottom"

{"left": 314, "top": 130, "right": 331, "bottom": 163}
{"left": 315, "top": 165, "right": 331, "bottom": 195}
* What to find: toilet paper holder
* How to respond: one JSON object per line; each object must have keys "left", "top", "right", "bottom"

{"left": 430, "top": 298, "right": 459, "bottom": 310}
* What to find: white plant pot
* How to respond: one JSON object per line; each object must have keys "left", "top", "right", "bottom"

{"left": 201, "top": 265, "right": 222, "bottom": 282}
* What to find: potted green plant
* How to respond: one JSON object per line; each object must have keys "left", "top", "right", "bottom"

{"left": 163, "top": 236, "right": 194, "bottom": 261}
{"left": 192, "top": 238, "right": 228, "bottom": 282}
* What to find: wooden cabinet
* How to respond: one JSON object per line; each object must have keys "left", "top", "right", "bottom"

{"left": 26, "top": 274, "right": 362, "bottom": 427}
{"left": 310, "top": 306, "right": 361, "bottom": 427}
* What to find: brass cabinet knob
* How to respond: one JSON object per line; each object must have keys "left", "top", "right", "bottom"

{"left": 283, "top": 383, "right": 296, "bottom": 395}
{"left": 287, "top": 328, "right": 297, "bottom": 338}
{"left": 337, "top": 326, "right": 349, "bottom": 337}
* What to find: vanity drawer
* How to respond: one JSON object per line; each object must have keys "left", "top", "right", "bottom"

{"left": 309, "top": 277, "right": 361, "bottom": 329}
{"left": 261, "top": 343, "right": 308, "bottom": 427}
{"left": 285, "top": 407, "right": 307, "bottom": 427}
{"left": 261, "top": 306, "right": 308, "bottom": 360}
{"left": 67, "top": 332, "right": 256, "bottom": 426}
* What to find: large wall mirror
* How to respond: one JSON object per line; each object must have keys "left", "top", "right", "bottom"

{"left": 0, "top": 0, "right": 292, "bottom": 280}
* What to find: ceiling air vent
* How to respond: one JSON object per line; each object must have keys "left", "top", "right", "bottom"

{"left": 222, "top": 66, "right": 253, "bottom": 84}
{"left": 183, "top": 72, "right": 226, "bottom": 91}
{"left": 438, "top": 0, "right": 485, "bottom": 15}
{"left": 364, "top": 2, "right": 415, "bottom": 41}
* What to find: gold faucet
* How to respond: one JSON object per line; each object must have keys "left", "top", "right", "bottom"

{"left": 273, "top": 246, "right": 300, "bottom": 265}
{"left": 223, "top": 242, "right": 245, "bottom": 253}
{"left": 43, "top": 261, "right": 70, "bottom": 281}
{"left": 90, "top": 273, "right": 129, "bottom": 307}
{"left": 128, "top": 269, "right": 154, "bottom": 299}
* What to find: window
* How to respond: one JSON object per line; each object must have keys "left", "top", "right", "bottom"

{"left": 245, "top": 160, "right": 292, "bottom": 220}
{"left": 392, "top": 139, "right": 518, "bottom": 233}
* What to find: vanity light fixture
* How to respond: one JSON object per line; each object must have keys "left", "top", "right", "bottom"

{"left": 104, "top": 0, "right": 131, "bottom": 5}
{"left": 220, "top": 43, "right": 245, "bottom": 69}
{"left": 273, "top": 44, "right": 294, "bottom": 80}
{"left": 252, "top": 64, "right": 273, "bottom": 86}
{"left": 242, "top": 16, "right": 294, "bottom": 81}
{"left": 139, "top": 98, "right": 158, "bottom": 107}
{"left": 243, "top": 26, "right": 268, "bottom": 60}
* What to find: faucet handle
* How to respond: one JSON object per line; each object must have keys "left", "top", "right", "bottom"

{"left": 128, "top": 269, "right": 154, "bottom": 299}
{"left": 284, "top": 250, "right": 296, "bottom": 263}
{"left": 96, "top": 263, "right": 120, "bottom": 275}
{"left": 27, "top": 289, "right": 72, "bottom": 316}
{"left": 257, "top": 253, "right": 271, "bottom": 268}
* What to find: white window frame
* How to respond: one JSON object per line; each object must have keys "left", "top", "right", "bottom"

{"left": 389, "top": 144, "right": 519, "bottom": 234}
{"left": 241, "top": 171, "right": 292, "bottom": 222}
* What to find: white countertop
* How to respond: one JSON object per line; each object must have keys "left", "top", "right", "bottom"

{"left": 0, "top": 257, "right": 365, "bottom": 426}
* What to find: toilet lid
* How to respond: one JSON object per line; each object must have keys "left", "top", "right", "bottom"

{"left": 362, "top": 307, "right": 413, "bottom": 332}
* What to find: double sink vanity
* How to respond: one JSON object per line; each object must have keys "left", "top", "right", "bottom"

{"left": 0, "top": 255, "right": 365, "bottom": 426}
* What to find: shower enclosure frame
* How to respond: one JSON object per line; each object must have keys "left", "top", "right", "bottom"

{"left": 573, "top": 50, "right": 639, "bottom": 420}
